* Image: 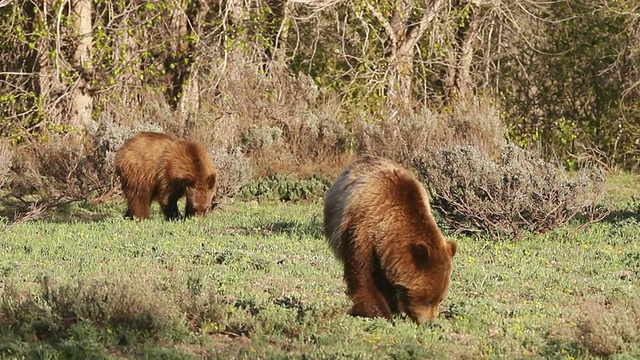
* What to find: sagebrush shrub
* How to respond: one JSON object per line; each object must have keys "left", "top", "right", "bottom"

{"left": 0, "top": 276, "right": 188, "bottom": 341}
{"left": 240, "top": 104, "right": 351, "bottom": 176}
{"left": 413, "top": 143, "right": 607, "bottom": 239}
{"left": 8, "top": 135, "right": 96, "bottom": 201}
{"left": 210, "top": 147, "right": 253, "bottom": 201}
{"left": 238, "top": 174, "right": 331, "bottom": 202}
{"left": 354, "top": 99, "right": 507, "bottom": 165}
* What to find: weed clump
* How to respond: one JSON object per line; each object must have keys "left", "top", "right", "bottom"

{"left": 574, "top": 300, "right": 640, "bottom": 357}
{"left": 414, "top": 143, "right": 607, "bottom": 239}
{"left": 0, "top": 276, "right": 188, "bottom": 344}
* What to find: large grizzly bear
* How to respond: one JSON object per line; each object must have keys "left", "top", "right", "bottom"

{"left": 115, "top": 132, "right": 217, "bottom": 220}
{"left": 323, "top": 155, "right": 456, "bottom": 324}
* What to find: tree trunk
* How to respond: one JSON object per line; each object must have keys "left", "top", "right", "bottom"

{"left": 29, "top": 1, "right": 54, "bottom": 119}
{"left": 170, "top": 1, "right": 202, "bottom": 132}
{"left": 70, "top": 0, "right": 94, "bottom": 130}
{"left": 112, "top": 3, "right": 142, "bottom": 110}
{"left": 444, "top": 0, "right": 480, "bottom": 102}
{"left": 272, "top": 0, "right": 295, "bottom": 65}
{"left": 388, "top": 42, "right": 415, "bottom": 111}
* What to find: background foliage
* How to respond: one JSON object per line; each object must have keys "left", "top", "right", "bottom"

{"left": 0, "top": 0, "right": 637, "bottom": 169}
{"left": 0, "top": 0, "right": 635, "bottom": 239}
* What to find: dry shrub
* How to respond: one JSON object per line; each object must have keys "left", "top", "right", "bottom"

{"left": 0, "top": 202, "right": 48, "bottom": 231}
{"left": 270, "top": 100, "right": 352, "bottom": 176}
{"left": 0, "top": 140, "right": 13, "bottom": 190}
{"left": 198, "top": 58, "right": 351, "bottom": 177}
{"left": 443, "top": 99, "right": 508, "bottom": 154}
{"left": 0, "top": 273, "right": 238, "bottom": 343}
{"left": 353, "top": 113, "right": 431, "bottom": 164}
{"left": 10, "top": 135, "right": 100, "bottom": 202}
{"left": 97, "top": 87, "right": 182, "bottom": 134}
{"left": 413, "top": 143, "right": 607, "bottom": 239}
{"left": 40, "top": 276, "right": 181, "bottom": 334}
{"left": 575, "top": 300, "right": 640, "bottom": 357}
{"left": 353, "top": 99, "right": 507, "bottom": 165}
{"left": 186, "top": 78, "right": 506, "bottom": 177}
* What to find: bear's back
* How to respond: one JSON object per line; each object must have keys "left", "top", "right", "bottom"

{"left": 323, "top": 156, "right": 395, "bottom": 256}
{"left": 115, "top": 132, "right": 177, "bottom": 185}
{"left": 158, "top": 139, "right": 216, "bottom": 182}
{"left": 325, "top": 155, "right": 446, "bottom": 261}
{"left": 348, "top": 161, "right": 436, "bottom": 241}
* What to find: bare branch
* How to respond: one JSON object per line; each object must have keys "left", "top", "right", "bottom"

{"left": 289, "top": 0, "right": 341, "bottom": 12}
{"left": 1, "top": 202, "right": 48, "bottom": 232}
{"left": 365, "top": 3, "right": 400, "bottom": 47}
{"left": 404, "top": 0, "right": 448, "bottom": 50}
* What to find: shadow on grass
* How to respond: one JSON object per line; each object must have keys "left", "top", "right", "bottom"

{"left": 222, "top": 220, "right": 324, "bottom": 239}
{"left": 0, "top": 195, "right": 118, "bottom": 226}
{"left": 601, "top": 198, "right": 640, "bottom": 224}
{"left": 602, "top": 208, "right": 640, "bottom": 224}
{"left": 571, "top": 200, "right": 639, "bottom": 227}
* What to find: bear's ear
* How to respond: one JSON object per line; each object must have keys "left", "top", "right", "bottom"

{"left": 410, "top": 243, "right": 430, "bottom": 268}
{"left": 447, "top": 240, "right": 457, "bottom": 258}
{"left": 206, "top": 173, "right": 216, "bottom": 189}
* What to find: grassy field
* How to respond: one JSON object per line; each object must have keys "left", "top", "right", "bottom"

{"left": 0, "top": 174, "right": 638, "bottom": 359}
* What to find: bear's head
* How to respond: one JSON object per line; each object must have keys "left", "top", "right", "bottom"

{"left": 185, "top": 172, "right": 217, "bottom": 216}
{"left": 398, "top": 239, "right": 456, "bottom": 325}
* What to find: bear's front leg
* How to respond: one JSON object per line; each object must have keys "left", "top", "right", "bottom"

{"left": 125, "top": 189, "right": 152, "bottom": 219}
{"left": 343, "top": 261, "right": 393, "bottom": 319}
{"left": 346, "top": 276, "right": 393, "bottom": 319}
{"left": 184, "top": 200, "right": 195, "bottom": 218}
{"left": 159, "top": 192, "right": 182, "bottom": 220}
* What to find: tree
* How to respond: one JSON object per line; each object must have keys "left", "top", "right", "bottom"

{"left": 362, "top": 0, "right": 448, "bottom": 109}
{"left": 167, "top": 0, "right": 203, "bottom": 129}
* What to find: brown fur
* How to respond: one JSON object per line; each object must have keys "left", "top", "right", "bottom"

{"left": 115, "top": 132, "right": 217, "bottom": 220}
{"left": 323, "top": 155, "right": 456, "bottom": 324}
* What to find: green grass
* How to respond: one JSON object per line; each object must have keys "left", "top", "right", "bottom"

{"left": 0, "top": 175, "right": 639, "bottom": 359}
